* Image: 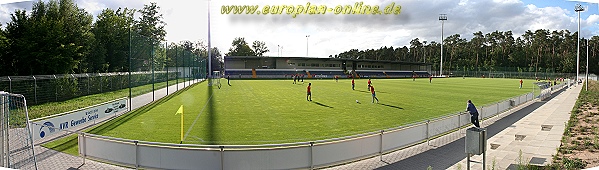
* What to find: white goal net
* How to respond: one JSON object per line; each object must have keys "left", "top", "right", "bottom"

{"left": 209, "top": 71, "right": 221, "bottom": 88}
{"left": 0, "top": 92, "right": 37, "bottom": 169}
{"left": 489, "top": 73, "right": 505, "bottom": 78}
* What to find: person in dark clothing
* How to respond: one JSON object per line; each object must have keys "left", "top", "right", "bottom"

{"left": 293, "top": 74, "right": 297, "bottom": 84}
{"left": 307, "top": 83, "right": 312, "bottom": 101}
{"left": 466, "top": 100, "right": 480, "bottom": 128}
{"left": 227, "top": 75, "right": 231, "bottom": 86}
{"left": 412, "top": 71, "right": 416, "bottom": 81}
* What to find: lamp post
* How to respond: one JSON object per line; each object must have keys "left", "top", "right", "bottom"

{"left": 439, "top": 14, "right": 447, "bottom": 76}
{"left": 575, "top": 4, "right": 584, "bottom": 84}
{"left": 586, "top": 39, "right": 589, "bottom": 91}
{"left": 306, "top": 35, "right": 310, "bottom": 57}
{"left": 278, "top": 45, "right": 280, "bottom": 57}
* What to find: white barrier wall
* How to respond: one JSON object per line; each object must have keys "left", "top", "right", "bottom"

{"left": 78, "top": 91, "right": 545, "bottom": 170}
{"left": 32, "top": 98, "right": 127, "bottom": 141}
{"left": 382, "top": 124, "right": 427, "bottom": 152}
{"left": 138, "top": 146, "right": 221, "bottom": 169}
{"left": 223, "top": 147, "right": 310, "bottom": 169}
{"left": 312, "top": 134, "right": 381, "bottom": 167}
{"left": 428, "top": 116, "right": 459, "bottom": 137}
{"left": 81, "top": 135, "right": 136, "bottom": 166}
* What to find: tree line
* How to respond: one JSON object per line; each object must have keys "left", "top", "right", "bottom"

{"left": 332, "top": 30, "right": 599, "bottom": 75}
{"left": 0, "top": 0, "right": 226, "bottom": 76}
{"left": 2, "top": 0, "right": 594, "bottom": 76}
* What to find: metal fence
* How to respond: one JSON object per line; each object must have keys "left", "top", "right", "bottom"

{"left": 1, "top": 72, "right": 149, "bottom": 105}
{"left": 434, "top": 66, "right": 575, "bottom": 80}
{"left": 0, "top": 30, "right": 208, "bottom": 108}
{"left": 74, "top": 83, "right": 567, "bottom": 170}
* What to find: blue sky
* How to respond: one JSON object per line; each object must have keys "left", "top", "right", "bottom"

{"left": 2, "top": 0, "right": 599, "bottom": 58}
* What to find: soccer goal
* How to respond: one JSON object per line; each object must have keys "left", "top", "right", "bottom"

{"left": 210, "top": 71, "right": 222, "bottom": 88}
{"left": 489, "top": 73, "right": 505, "bottom": 78}
{"left": 0, "top": 92, "right": 37, "bottom": 169}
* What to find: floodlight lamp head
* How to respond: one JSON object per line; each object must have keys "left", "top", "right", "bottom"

{"left": 575, "top": 4, "right": 584, "bottom": 12}
{"left": 439, "top": 14, "right": 447, "bottom": 20}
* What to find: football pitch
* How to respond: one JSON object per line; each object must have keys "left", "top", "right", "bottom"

{"left": 75, "top": 77, "right": 535, "bottom": 145}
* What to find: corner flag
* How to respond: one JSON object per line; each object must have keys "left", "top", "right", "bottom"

{"left": 175, "top": 105, "right": 184, "bottom": 143}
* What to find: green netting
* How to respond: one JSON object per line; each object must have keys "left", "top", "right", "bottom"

{"left": 0, "top": 30, "right": 207, "bottom": 106}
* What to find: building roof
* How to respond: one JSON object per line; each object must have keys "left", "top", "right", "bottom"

{"left": 224, "top": 56, "right": 431, "bottom": 65}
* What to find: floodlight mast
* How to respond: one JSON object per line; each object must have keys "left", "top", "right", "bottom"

{"left": 587, "top": 39, "right": 589, "bottom": 91}
{"left": 575, "top": 4, "right": 584, "bottom": 84}
{"left": 439, "top": 14, "right": 447, "bottom": 77}
{"left": 306, "top": 35, "right": 310, "bottom": 57}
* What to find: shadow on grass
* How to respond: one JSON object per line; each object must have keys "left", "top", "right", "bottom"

{"left": 44, "top": 82, "right": 202, "bottom": 153}
{"left": 206, "top": 84, "right": 217, "bottom": 145}
{"left": 355, "top": 90, "right": 370, "bottom": 93}
{"left": 379, "top": 103, "right": 403, "bottom": 109}
{"left": 313, "top": 101, "right": 334, "bottom": 108}
{"left": 356, "top": 89, "right": 388, "bottom": 94}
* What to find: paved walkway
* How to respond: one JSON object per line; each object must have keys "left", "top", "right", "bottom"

{"left": 450, "top": 84, "right": 581, "bottom": 170}
{"left": 329, "top": 84, "right": 580, "bottom": 170}
{"left": 30, "top": 79, "right": 203, "bottom": 170}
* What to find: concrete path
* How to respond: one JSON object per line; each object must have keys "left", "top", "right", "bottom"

{"left": 450, "top": 84, "right": 581, "bottom": 170}
{"left": 328, "top": 84, "right": 579, "bottom": 170}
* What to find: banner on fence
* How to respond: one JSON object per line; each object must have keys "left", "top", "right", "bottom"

{"left": 32, "top": 98, "right": 127, "bottom": 141}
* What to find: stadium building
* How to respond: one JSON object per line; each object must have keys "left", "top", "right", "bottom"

{"left": 224, "top": 56, "right": 432, "bottom": 79}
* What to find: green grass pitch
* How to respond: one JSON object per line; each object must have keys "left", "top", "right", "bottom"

{"left": 79, "top": 77, "right": 535, "bottom": 145}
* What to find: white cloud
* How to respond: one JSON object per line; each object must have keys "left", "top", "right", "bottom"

{"left": 587, "top": 14, "right": 599, "bottom": 25}
{"left": 2, "top": 0, "right": 599, "bottom": 57}
{"left": 0, "top": 1, "right": 32, "bottom": 25}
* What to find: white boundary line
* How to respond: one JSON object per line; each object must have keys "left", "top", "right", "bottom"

{"left": 182, "top": 88, "right": 214, "bottom": 141}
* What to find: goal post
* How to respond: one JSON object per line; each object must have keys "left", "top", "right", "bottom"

{"left": 209, "top": 71, "right": 221, "bottom": 88}
{"left": 489, "top": 73, "right": 505, "bottom": 78}
{"left": 0, "top": 91, "right": 37, "bottom": 169}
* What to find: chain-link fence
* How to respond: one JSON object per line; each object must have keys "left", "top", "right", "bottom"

{"left": 437, "top": 66, "right": 575, "bottom": 79}
{"left": 0, "top": 31, "right": 207, "bottom": 116}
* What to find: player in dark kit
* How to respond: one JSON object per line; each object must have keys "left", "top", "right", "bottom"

{"left": 351, "top": 78, "right": 355, "bottom": 90}
{"left": 306, "top": 83, "right": 312, "bottom": 101}
{"left": 412, "top": 71, "right": 416, "bottom": 81}
{"left": 429, "top": 75, "right": 432, "bottom": 83}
